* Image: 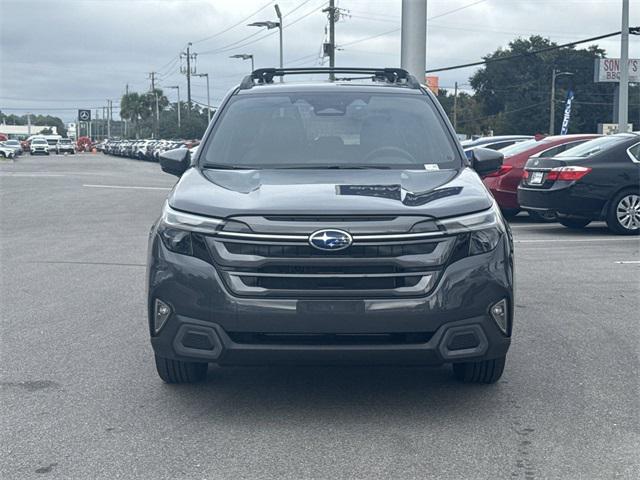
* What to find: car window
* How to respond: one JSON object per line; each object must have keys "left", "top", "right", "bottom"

{"left": 534, "top": 141, "right": 586, "bottom": 158}
{"left": 556, "top": 135, "right": 627, "bottom": 158}
{"left": 498, "top": 139, "right": 541, "bottom": 157}
{"left": 628, "top": 142, "right": 640, "bottom": 163}
{"left": 201, "top": 92, "right": 461, "bottom": 169}
{"left": 486, "top": 141, "right": 515, "bottom": 150}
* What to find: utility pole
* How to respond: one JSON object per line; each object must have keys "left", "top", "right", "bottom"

{"left": 181, "top": 43, "right": 196, "bottom": 116}
{"left": 453, "top": 81, "right": 458, "bottom": 131}
{"left": 618, "top": 0, "right": 630, "bottom": 132}
{"left": 107, "top": 100, "right": 112, "bottom": 138}
{"left": 149, "top": 72, "right": 159, "bottom": 138}
{"left": 323, "top": 1, "right": 337, "bottom": 79}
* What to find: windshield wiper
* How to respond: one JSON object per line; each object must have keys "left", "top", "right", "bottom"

{"left": 276, "top": 164, "right": 392, "bottom": 170}
{"left": 202, "top": 164, "right": 256, "bottom": 170}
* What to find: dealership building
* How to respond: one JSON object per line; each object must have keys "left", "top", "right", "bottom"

{"left": 0, "top": 124, "right": 58, "bottom": 139}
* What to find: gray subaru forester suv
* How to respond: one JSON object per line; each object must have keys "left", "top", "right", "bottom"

{"left": 148, "top": 68, "right": 513, "bottom": 384}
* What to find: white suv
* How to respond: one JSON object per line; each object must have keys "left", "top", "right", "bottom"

{"left": 30, "top": 138, "right": 49, "bottom": 155}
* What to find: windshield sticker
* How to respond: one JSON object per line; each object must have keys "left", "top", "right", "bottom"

{"left": 423, "top": 164, "right": 440, "bottom": 171}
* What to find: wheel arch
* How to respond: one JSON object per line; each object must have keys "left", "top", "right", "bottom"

{"left": 599, "top": 183, "right": 640, "bottom": 219}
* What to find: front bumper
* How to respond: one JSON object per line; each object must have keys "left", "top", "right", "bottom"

{"left": 147, "top": 233, "right": 513, "bottom": 365}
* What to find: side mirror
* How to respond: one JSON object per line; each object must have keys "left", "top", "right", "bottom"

{"left": 466, "top": 147, "right": 503, "bottom": 177}
{"left": 160, "top": 148, "right": 190, "bottom": 177}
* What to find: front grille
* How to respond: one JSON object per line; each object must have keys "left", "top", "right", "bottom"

{"left": 239, "top": 275, "right": 423, "bottom": 291}
{"left": 227, "top": 332, "right": 434, "bottom": 346}
{"left": 205, "top": 216, "right": 455, "bottom": 298}
{"left": 224, "top": 242, "right": 437, "bottom": 258}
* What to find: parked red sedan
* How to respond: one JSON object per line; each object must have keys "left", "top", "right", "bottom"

{"left": 483, "top": 134, "right": 600, "bottom": 220}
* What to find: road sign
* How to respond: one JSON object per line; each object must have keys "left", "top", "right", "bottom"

{"left": 594, "top": 58, "right": 640, "bottom": 83}
{"left": 78, "top": 109, "right": 91, "bottom": 121}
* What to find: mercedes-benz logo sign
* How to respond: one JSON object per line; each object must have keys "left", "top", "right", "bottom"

{"left": 308, "top": 229, "right": 352, "bottom": 251}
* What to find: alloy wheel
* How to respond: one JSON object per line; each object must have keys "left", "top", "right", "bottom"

{"left": 616, "top": 194, "right": 640, "bottom": 231}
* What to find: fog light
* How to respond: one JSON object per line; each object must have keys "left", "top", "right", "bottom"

{"left": 490, "top": 299, "right": 508, "bottom": 334}
{"left": 154, "top": 299, "right": 171, "bottom": 333}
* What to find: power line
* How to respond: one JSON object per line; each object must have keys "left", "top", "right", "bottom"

{"left": 200, "top": 0, "right": 326, "bottom": 55}
{"left": 198, "top": 0, "right": 320, "bottom": 55}
{"left": 192, "top": 0, "right": 275, "bottom": 44}
{"left": 425, "top": 30, "right": 633, "bottom": 73}
{"left": 340, "top": 0, "right": 488, "bottom": 49}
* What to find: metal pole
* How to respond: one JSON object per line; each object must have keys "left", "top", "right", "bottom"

{"left": 107, "top": 100, "right": 111, "bottom": 138}
{"left": 186, "top": 43, "right": 192, "bottom": 115}
{"left": 251, "top": 56, "right": 254, "bottom": 71}
{"left": 328, "top": 0, "right": 336, "bottom": 80}
{"left": 275, "top": 5, "right": 283, "bottom": 68}
{"left": 618, "top": 0, "right": 629, "bottom": 132}
{"left": 453, "top": 81, "right": 458, "bottom": 131}
{"left": 205, "top": 74, "right": 211, "bottom": 123}
{"left": 177, "top": 87, "right": 181, "bottom": 129}
{"left": 549, "top": 69, "right": 557, "bottom": 135}
{"left": 155, "top": 93, "right": 160, "bottom": 139}
{"left": 400, "top": 0, "right": 427, "bottom": 82}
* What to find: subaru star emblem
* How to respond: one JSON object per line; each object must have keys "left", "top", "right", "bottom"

{"left": 309, "top": 229, "right": 352, "bottom": 251}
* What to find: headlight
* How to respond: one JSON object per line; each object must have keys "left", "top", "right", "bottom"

{"left": 158, "top": 203, "right": 223, "bottom": 255}
{"left": 439, "top": 205, "right": 504, "bottom": 256}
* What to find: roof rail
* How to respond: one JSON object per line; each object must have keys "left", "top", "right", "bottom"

{"left": 239, "top": 67, "right": 421, "bottom": 90}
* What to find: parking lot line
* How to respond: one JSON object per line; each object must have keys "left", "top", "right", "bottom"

{"left": 516, "top": 238, "right": 640, "bottom": 243}
{"left": 83, "top": 184, "right": 171, "bottom": 190}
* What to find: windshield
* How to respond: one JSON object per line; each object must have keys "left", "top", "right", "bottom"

{"left": 556, "top": 135, "right": 627, "bottom": 158}
{"left": 201, "top": 92, "right": 460, "bottom": 169}
{"left": 6, "top": 140, "right": 19, "bottom": 145}
{"left": 498, "top": 139, "right": 542, "bottom": 157}
{"left": 32, "top": 139, "right": 46, "bottom": 144}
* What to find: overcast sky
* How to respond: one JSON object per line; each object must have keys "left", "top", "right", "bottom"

{"left": 1, "top": 0, "right": 638, "bottom": 122}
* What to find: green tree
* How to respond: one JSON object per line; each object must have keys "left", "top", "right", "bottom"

{"left": 469, "top": 36, "right": 620, "bottom": 135}
{"left": 120, "top": 89, "right": 170, "bottom": 138}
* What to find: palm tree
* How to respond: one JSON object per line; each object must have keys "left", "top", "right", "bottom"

{"left": 120, "top": 92, "right": 148, "bottom": 138}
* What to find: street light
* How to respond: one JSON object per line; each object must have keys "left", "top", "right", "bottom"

{"left": 549, "top": 69, "right": 574, "bottom": 135}
{"left": 193, "top": 73, "right": 211, "bottom": 124}
{"left": 230, "top": 54, "right": 255, "bottom": 72}
{"left": 166, "top": 85, "right": 181, "bottom": 129}
{"left": 248, "top": 4, "right": 283, "bottom": 72}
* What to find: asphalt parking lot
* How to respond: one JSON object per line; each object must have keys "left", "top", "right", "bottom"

{"left": 1, "top": 153, "right": 639, "bottom": 480}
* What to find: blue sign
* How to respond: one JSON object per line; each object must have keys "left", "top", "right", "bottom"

{"left": 560, "top": 90, "right": 574, "bottom": 135}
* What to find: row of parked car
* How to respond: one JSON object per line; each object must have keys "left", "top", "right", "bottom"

{"left": 462, "top": 133, "right": 640, "bottom": 234}
{"left": 100, "top": 139, "right": 200, "bottom": 162}
{"left": 0, "top": 137, "right": 77, "bottom": 156}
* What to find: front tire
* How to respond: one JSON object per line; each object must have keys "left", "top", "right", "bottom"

{"left": 559, "top": 217, "right": 591, "bottom": 229}
{"left": 452, "top": 356, "right": 506, "bottom": 384}
{"left": 607, "top": 190, "right": 640, "bottom": 235}
{"left": 154, "top": 355, "right": 208, "bottom": 384}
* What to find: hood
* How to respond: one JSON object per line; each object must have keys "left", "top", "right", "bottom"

{"left": 169, "top": 167, "right": 493, "bottom": 219}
